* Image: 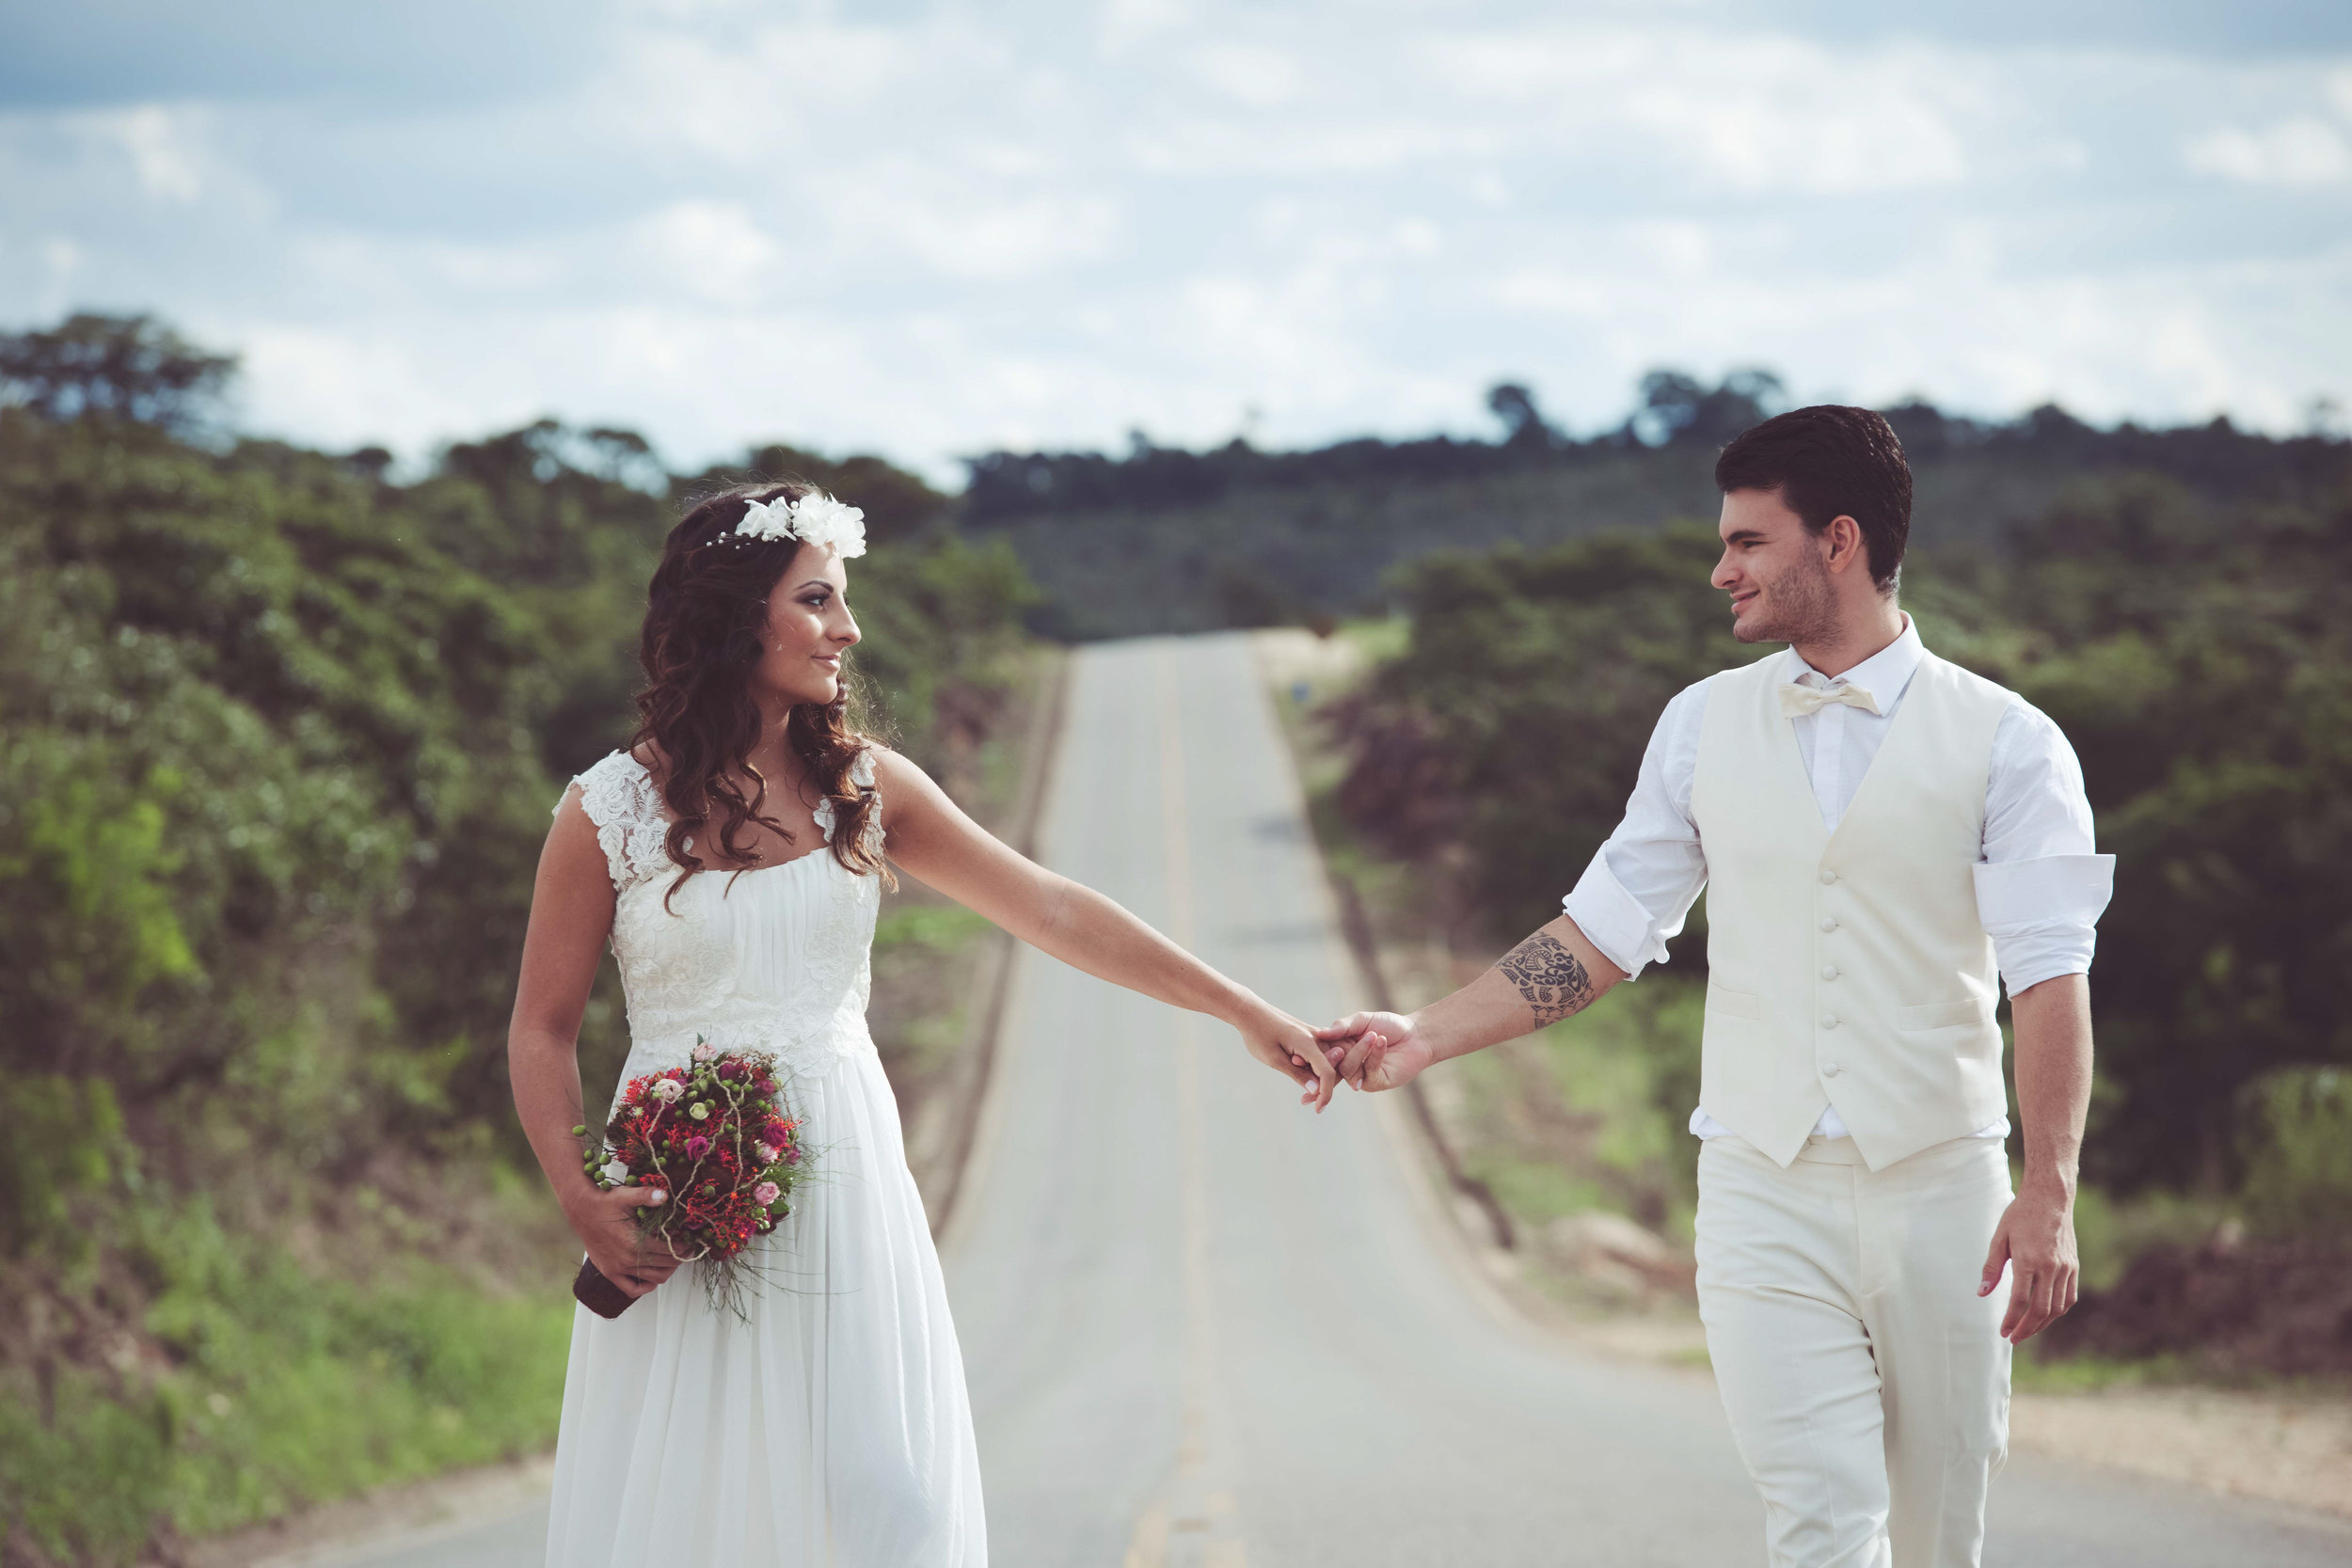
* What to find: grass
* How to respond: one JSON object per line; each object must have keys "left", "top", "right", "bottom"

{"left": 1, "top": 1191, "right": 574, "bottom": 1566}
{"left": 2009, "top": 1347, "right": 2194, "bottom": 1395}
{"left": 873, "top": 904, "right": 994, "bottom": 955}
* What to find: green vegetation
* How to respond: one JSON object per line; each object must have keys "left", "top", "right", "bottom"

{"left": 1296, "top": 424, "right": 2352, "bottom": 1377}
{"left": 0, "top": 314, "right": 1040, "bottom": 1564}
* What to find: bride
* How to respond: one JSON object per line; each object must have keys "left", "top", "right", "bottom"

{"left": 507, "top": 483, "right": 1336, "bottom": 1566}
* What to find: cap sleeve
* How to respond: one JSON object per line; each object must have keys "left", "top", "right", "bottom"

{"left": 812, "top": 747, "right": 883, "bottom": 853}
{"left": 565, "top": 751, "right": 671, "bottom": 893}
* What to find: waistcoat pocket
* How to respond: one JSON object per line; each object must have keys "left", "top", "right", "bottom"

{"left": 1707, "top": 983, "right": 1765, "bottom": 1021}
{"left": 1898, "top": 998, "right": 1994, "bottom": 1032}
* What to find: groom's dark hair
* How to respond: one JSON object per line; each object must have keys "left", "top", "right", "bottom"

{"left": 1715, "top": 405, "right": 1911, "bottom": 594}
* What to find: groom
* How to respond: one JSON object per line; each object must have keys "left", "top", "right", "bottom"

{"left": 1318, "top": 405, "right": 2110, "bottom": 1568}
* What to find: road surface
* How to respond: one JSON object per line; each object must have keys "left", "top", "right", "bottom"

{"left": 326, "top": 634, "right": 2350, "bottom": 1567}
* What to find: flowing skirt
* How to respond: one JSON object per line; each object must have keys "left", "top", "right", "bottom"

{"left": 544, "top": 1034, "right": 986, "bottom": 1566}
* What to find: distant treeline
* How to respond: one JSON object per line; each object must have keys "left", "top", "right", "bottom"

{"left": 962, "top": 368, "right": 2343, "bottom": 524}
{"left": 953, "top": 372, "right": 2352, "bottom": 641}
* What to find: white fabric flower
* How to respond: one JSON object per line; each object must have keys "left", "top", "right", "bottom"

{"left": 734, "top": 495, "right": 796, "bottom": 544}
{"left": 651, "top": 1079, "right": 685, "bottom": 1103}
{"left": 731, "top": 490, "right": 867, "bottom": 558}
{"left": 786, "top": 493, "right": 868, "bottom": 558}
{"left": 600, "top": 1158, "right": 630, "bottom": 1185}
{"left": 689, "top": 1101, "right": 711, "bottom": 1121}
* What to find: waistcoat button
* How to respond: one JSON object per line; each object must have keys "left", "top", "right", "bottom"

{"left": 1819, "top": 916, "right": 1838, "bottom": 933}
{"left": 1820, "top": 965, "right": 1838, "bottom": 981}
{"left": 1822, "top": 1061, "right": 1842, "bottom": 1077}
{"left": 1819, "top": 868, "right": 1838, "bottom": 886}
{"left": 1820, "top": 1012, "right": 1839, "bottom": 1029}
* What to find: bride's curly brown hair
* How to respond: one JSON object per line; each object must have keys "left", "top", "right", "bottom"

{"left": 631, "top": 482, "right": 887, "bottom": 910}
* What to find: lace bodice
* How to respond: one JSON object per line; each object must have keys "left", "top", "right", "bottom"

{"left": 561, "top": 750, "right": 884, "bottom": 1083}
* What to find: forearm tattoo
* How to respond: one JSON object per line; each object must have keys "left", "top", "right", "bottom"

{"left": 1498, "top": 933, "right": 1595, "bottom": 1028}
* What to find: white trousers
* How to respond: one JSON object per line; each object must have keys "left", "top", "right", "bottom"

{"left": 1696, "top": 1133, "right": 2013, "bottom": 1568}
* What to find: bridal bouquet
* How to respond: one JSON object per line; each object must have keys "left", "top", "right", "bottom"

{"left": 570, "top": 1039, "right": 807, "bottom": 1319}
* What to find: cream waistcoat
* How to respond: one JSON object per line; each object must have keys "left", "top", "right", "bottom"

{"left": 1690, "top": 651, "right": 2014, "bottom": 1169}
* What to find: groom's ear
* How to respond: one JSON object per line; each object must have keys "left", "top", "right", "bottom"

{"left": 1821, "top": 514, "right": 1867, "bottom": 576}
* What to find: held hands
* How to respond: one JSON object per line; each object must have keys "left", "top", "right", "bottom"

{"left": 1311, "top": 1010, "right": 1438, "bottom": 1094}
{"left": 566, "top": 1183, "right": 682, "bottom": 1299}
{"left": 1236, "top": 1004, "right": 1438, "bottom": 1111}
{"left": 1979, "top": 1183, "right": 2080, "bottom": 1342}
{"left": 1232, "top": 997, "right": 1342, "bottom": 1111}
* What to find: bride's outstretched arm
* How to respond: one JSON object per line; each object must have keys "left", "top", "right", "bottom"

{"left": 871, "top": 750, "right": 1340, "bottom": 1110}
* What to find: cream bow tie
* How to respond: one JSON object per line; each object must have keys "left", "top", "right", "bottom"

{"left": 1779, "top": 681, "right": 1881, "bottom": 719}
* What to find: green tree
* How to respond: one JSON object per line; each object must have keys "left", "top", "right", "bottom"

{"left": 0, "top": 312, "right": 235, "bottom": 431}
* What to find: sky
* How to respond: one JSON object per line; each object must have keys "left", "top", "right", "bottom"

{"left": 3, "top": 0, "right": 2348, "bottom": 481}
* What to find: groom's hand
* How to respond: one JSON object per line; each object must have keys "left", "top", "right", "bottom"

{"left": 1312, "top": 1010, "right": 1435, "bottom": 1093}
{"left": 1979, "top": 1184, "right": 2079, "bottom": 1342}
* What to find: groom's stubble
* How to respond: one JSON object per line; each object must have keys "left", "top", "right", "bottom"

{"left": 1730, "top": 537, "right": 1840, "bottom": 649}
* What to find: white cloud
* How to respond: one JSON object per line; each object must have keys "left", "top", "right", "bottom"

{"left": 109, "top": 106, "right": 208, "bottom": 201}
{"left": 57, "top": 104, "right": 216, "bottom": 203}
{"left": 1187, "top": 43, "right": 1302, "bottom": 107}
{"left": 2185, "top": 118, "right": 2352, "bottom": 186}
{"left": 634, "top": 200, "right": 779, "bottom": 309}
{"left": 1426, "top": 25, "right": 1976, "bottom": 194}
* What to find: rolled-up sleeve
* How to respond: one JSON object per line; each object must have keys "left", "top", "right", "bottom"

{"left": 1977, "top": 702, "right": 2115, "bottom": 994}
{"left": 1562, "top": 678, "right": 1712, "bottom": 978}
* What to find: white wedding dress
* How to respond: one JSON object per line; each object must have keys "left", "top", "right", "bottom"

{"left": 544, "top": 750, "right": 985, "bottom": 1566}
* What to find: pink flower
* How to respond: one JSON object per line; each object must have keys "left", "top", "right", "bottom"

{"left": 753, "top": 1181, "right": 781, "bottom": 1206}
{"left": 785, "top": 1148, "right": 802, "bottom": 1165}
{"left": 692, "top": 1041, "right": 716, "bottom": 1063}
{"left": 754, "top": 1142, "right": 778, "bottom": 1164}
{"left": 684, "top": 1135, "right": 711, "bottom": 1160}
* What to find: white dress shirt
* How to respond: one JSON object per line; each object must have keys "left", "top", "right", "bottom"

{"left": 1561, "top": 617, "right": 2115, "bottom": 1142}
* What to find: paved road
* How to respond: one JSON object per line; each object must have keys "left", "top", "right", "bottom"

{"left": 330, "top": 634, "right": 2349, "bottom": 1567}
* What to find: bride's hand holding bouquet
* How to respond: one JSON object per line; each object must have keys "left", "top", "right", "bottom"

{"left": 565, "top": 1165, "right": 679, "bottom": 1304}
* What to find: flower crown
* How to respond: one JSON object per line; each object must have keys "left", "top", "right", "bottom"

{"left": 712, "top": 490, "right": 868, "bottom": 558}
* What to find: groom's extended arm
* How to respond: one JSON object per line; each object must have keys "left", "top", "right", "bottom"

{"left": 1318, "top": 915, "right": 1628, "bottom": 1089}
{"left": 1322, "top": 681, "right": 1713, "bottom": 1091}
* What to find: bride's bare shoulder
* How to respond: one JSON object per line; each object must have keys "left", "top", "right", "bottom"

{"left": 864, "top": 746, "right": 956, "bottom": 817}
{"left": 864, "top": 744, "right": 918, "bottom": 792}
